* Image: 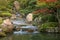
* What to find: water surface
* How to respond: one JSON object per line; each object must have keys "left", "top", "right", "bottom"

{"left": 0, "top": 33, "right": 60, "bottom": 40}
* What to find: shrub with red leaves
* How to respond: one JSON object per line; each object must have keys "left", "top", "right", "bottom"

{"left": 55, "top": 5, "right": 60, "bottom": 8}
{"left": 33, "top": 8, "right": 55, "bottom": 14}
{"left": 34, "top": 0, "right": 59, "bottom": 14}
{"left": 33, "top": 8, "right": 49, "bottom": 14}
{"left": 45, "top": 0, "right": 57, "bottom": 3}
{"left": 38, "top": 0, "right": 57, "bottom": 3}
{"left": 38, "top": 0, "right": 46, "bottom": 2}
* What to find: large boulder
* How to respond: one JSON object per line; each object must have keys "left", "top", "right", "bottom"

{"left": 1, "top": 19, "right": 14, "bottom": 33}
{"left": 26, "top": 13, "right": 33, "bottom": 23}
{"left": 1, "top": 19, "right": 13, "bottom": 26}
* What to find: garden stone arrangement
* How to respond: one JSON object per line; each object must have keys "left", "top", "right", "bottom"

{"left": 0, "top": 0, "right": 60, "bottom": 37}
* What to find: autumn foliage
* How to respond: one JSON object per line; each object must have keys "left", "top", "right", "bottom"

{"left": 38, "top": 0, "right": 57, "bottom": 3}
{"left": 33, "top": 8, "right": 49, "bottom": 14}
{"left": 33, "top": 0, "right": 59, "bottom": 14}
{"left": 33, "top": 7, "right": 55, "bottom": 14}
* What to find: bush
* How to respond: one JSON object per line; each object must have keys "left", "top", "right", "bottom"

{"left": 39, "top": 22, "right": 58, "bottom": 31}
{"left": 41, "top": 14, "right": 58, "bottom": 23}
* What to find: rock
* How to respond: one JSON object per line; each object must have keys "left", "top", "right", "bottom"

{"left": 0, "top": 32, "right": 6, "bottom": 37}
{"left": 54, "top": 27, "right": 58, "bottom": 32}
{"left": 27, "top": 29, "right": 34, "bottom": 32}
{"left": 14, "top": 1, "right": 20, "bottom": 10}
{"left": 2, "top": 26, "right": 14, "bottom": 33}
{"left": 2, "top": 27, "right": 8, "bottom": 32}
{"left": 45, "top": 27, "right": 59, "bottom": 33}
{"left": 15, "top": 27, "right": 21, "bottom": 31}
{"left": 2, "top": 19, "right": 13, "bottom": 26}
{"left": 34, "top": 17, "right": 42, "bottom": 23}
{"left": 0, "top": 17, "right": 3, "bottom": 24}
{"left": 1, "top": 19, "right": 14, "bottom": 33}
{"left": 46, "top": 27, "right": 54, "bottom": 32}
{"left": 26, "top": 13, "right": 33, "bottom": 22}
{"left": 46, "top": 28, "right": 51, "bottom": 32}
{"left": 50, "top": 27, "right": 55, "bottom": 32}
{"left": 11, "top": 14, "right": 16, "bottom": 19}
{"left": 0, "top": 29, "right": 2, "bottom": 32}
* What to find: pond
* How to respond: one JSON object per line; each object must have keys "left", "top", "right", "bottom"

{"left": 0, "top": 33, "right": 60, "bottom": 40}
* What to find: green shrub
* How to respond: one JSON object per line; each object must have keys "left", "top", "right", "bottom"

{"left": 39, "top": 22, "right": 58, "bottom": 31}
{"left": 41, "top": 14, "right": 58, "bottom": 22}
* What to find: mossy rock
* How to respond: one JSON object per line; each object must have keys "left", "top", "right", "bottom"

{"left": 2, "top": 26, "right": 13, "bottom": 33}
{"left": 0, "top": 32, "right": 6, "bottom": 37}
{"left": 2, "top": 28, "right": 8, "bottom": 33}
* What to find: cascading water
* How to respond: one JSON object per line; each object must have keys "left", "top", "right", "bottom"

{"left": 11, "top": 1, "right": 39, "bottom": 34}
{"left": 11, "top": 11, "right": 39, "bottom": 34}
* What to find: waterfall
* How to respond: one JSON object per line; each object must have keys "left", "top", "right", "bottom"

{"left": 11, "top": 1, "right": 39, "bottom": 34}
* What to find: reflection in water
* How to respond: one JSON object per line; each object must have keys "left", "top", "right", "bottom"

{"left": 0, "top": 33, "right": 60, "bottom": 40}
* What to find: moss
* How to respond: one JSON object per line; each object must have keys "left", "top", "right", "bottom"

{"left": 2, "top": 26, "right": 14, "bottom": 33}
{"left": 2, "top": 28, "right": 8, "bottom": 32}
{"left": 0, "top": 32, "right": 6, "bottom": 37}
